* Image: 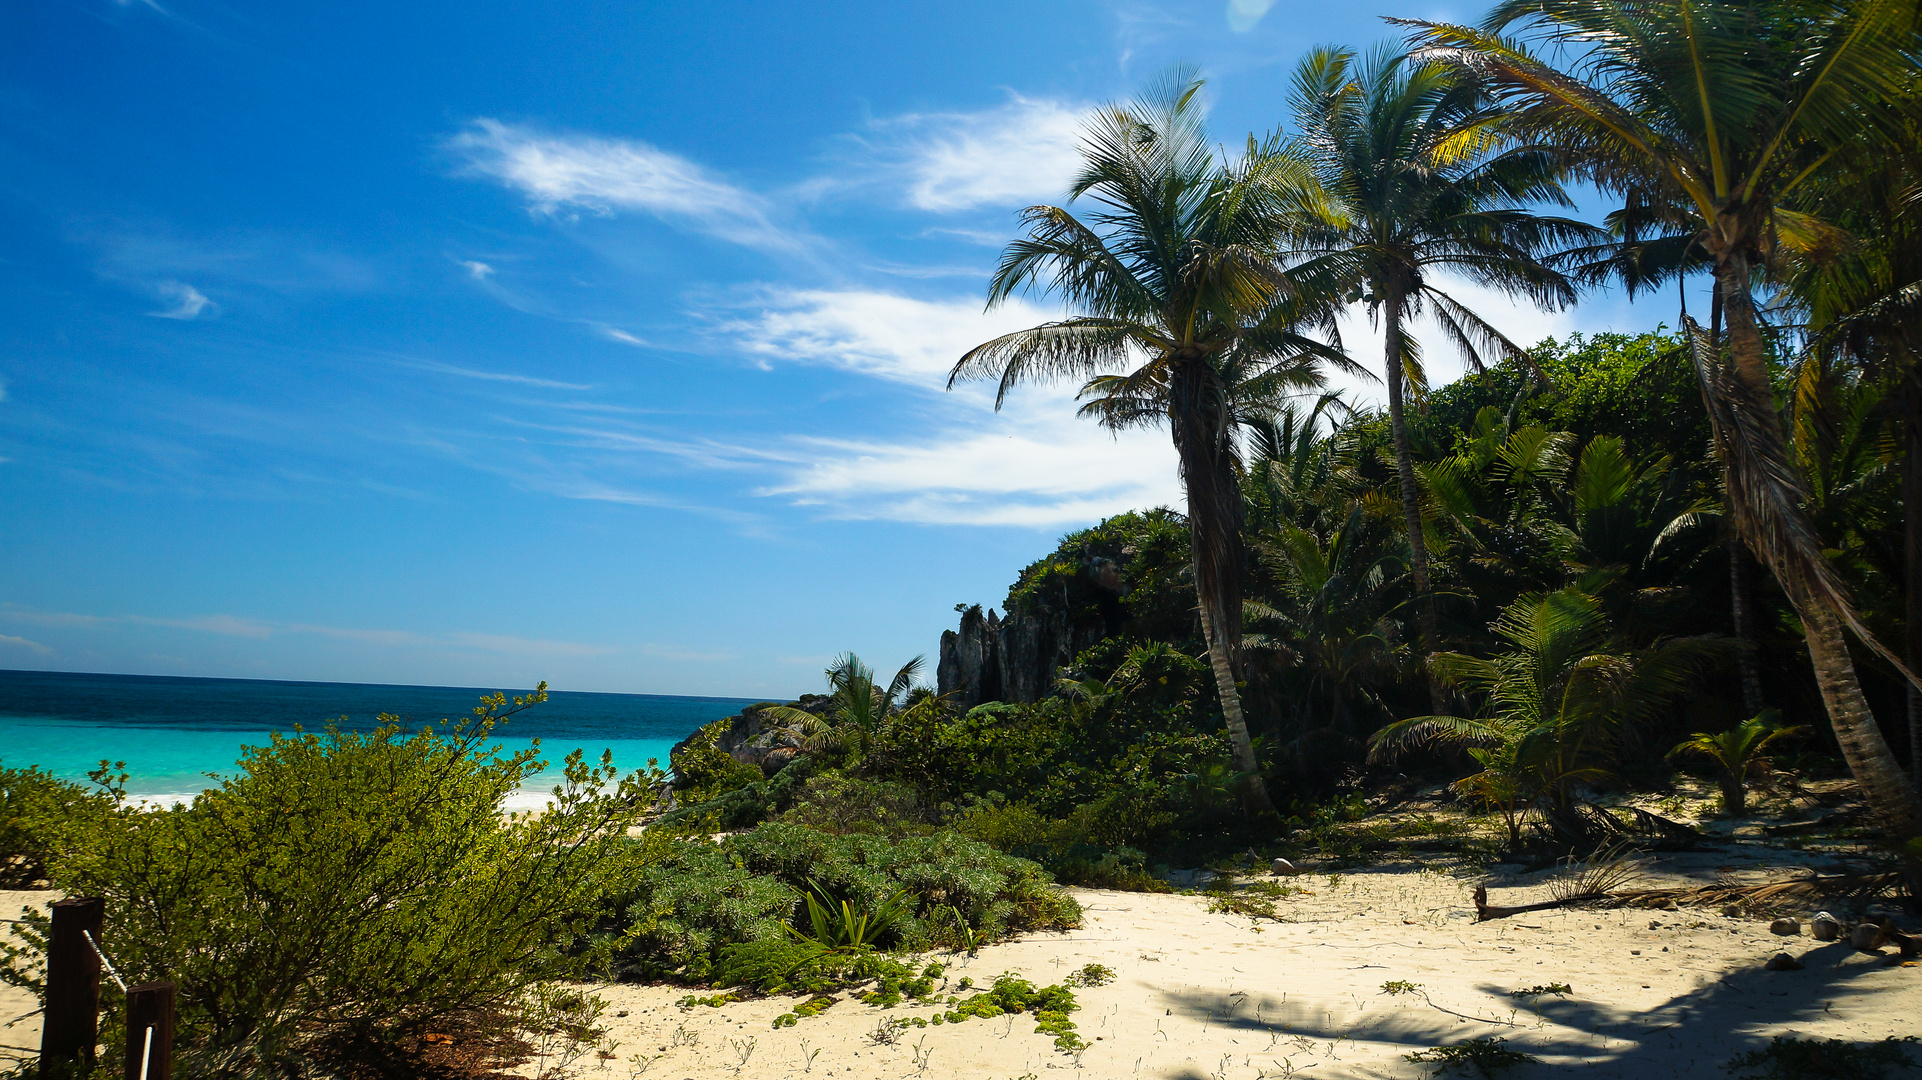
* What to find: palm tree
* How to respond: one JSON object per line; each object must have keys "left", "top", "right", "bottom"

{"left": 758, "top": 654, "right": 926, "bottom": 764}
{"left": 1406, "top": 0, "right": 1922, "bottom": 849}
{"left": 1670, "top": 711, "right": 1807, "bottom": 815}
{"left": 1790, "top": 139, "right": 1922, "bottom": 779}
{"left": 948, "top": 70, "right": 1351, "bottom": 818}
{"left": 1287, "top": 46, "right": 1601, "bottom": 693}
{"left": 1369, "top": 587, "right": 1724, "bottom": 849}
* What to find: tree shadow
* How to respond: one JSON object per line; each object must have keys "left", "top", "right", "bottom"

{"left": 1151, "top": 941, "right": 1906, "bottom": 1077}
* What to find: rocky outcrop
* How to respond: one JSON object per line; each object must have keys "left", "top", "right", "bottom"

{"left": 668, "top": 694, "right": 830, "bottom": 776}
{"left": 936, "top": 604, "right": 1111, "bottom": 712}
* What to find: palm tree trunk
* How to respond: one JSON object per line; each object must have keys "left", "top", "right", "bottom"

{"left": 1905, "top": 381, "right": 1922, "bottom": 779}
{"left": 1171, "top": 358, "right": 1276, "bottom": 821}
{"left": 1384, "top": 296, "right": 1441, "bottom": 711}
{"left": 1712, "top": 251, "right": 1922, "bottom": 846}
{"left": 1729, "top": 538, "right": 1767, "bottom": 716}
{"left": 1198, "top": 602, "right": 1277, "bottom": 819}
{"left": 1711, "top": 295, "right": 1768, "bottom": 716}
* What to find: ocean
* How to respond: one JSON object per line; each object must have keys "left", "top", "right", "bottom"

{"left": 0, "top": 669, "right": 764, "bottom": 809}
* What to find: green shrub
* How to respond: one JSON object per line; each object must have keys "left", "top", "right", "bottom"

{"left": 780, "top": 774, "right": 944, "bottom": 836}
{"left": 0, "top": 764, "right": 116, "bottom": 887}
{"left": 1407, "top": 1036, "right": 1539, "bottom": 1076}
{"left": 597, "top": 823, "right": 1080, "bottom": 983}
{"left": 2, "top": 687, "right": 663, "bottom": 1079}
{"left": 952, "top": 800, "right": 1170, "bottom": 890}
{"left": 657, "top": 751, "right": 819, "bottom": 830}
{"left": 1724, "top": 1036, "right": 1919, "bottom": 1079}
{"left": 670, "top": 719, "right": 765, "bottom": 804}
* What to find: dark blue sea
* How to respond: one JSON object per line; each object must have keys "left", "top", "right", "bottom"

{"left": 0, "top": 669, "right": 762, "bottom": 807}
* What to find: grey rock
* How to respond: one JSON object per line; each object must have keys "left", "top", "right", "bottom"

{"left": 1769, "top": 917, "right": 1802, "bottom": 936}
{"left": 1272, "top": 857, "right": 1299, "bottom": 876}
{"left": 1811, "top": 912, "right": 1842, "bottom": 942}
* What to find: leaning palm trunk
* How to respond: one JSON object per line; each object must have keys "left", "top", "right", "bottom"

{"left": 1693, "top": 251, "right": 1922, "bottom": 849}
{"left": 1906, "top": 386, "right": 1922, "bottom": 779}
{"left": 1382, "top": 296, "right": 1442, "bottom": 712}
{"left": 1172, "top": 358, "right": 1277, "bottom": 819}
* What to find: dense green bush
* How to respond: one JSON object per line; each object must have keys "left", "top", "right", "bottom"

{"left": 1, "top": 688, "right": 664, "bottom": 1079}
{"left": 657, "top": 751, "right": 818, "bottom": 828}
{"left": 596, "top": 822, "right": 1080, "bottom": 984}
{"left": 0, "top": 764, "right": 116, "bottom": 887}
{"left": 668, "top": 718, "right": 764, "bottom": 803}
{"left": 779, "top": 773, "right": 946, "bottom": 836}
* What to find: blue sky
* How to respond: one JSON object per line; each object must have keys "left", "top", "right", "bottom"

{"left": 1, "top": 0, "right": 1664, "bottom": 698}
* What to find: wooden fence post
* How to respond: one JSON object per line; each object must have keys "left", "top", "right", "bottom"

{"left": 38, "top": 897, "right": 104, "bottom": 1078}
{"left": 122, "top": 983, "right": 174, "bottom": 1080}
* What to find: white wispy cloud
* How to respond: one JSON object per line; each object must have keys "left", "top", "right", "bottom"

{"left": 717, "top": 287, "right": 1181, "bottom": 526}
{"left": 1226, "top": 0, "right": 1278, "bottom": 31}
{"left": 4, "top": 605, "right": 618, "bottom": 659}
{"left": 720, "top": 288, "right": 1057, "bottom": 385}
{"left": 866, "top": 96, "right": 1092, "bottom": 213}
{"left": 406, "top": 358, "right": 592, "bottom": 390}
{"left": 448, "top": 119, "right": 804, "bottom": 253}
{"left": 461, "top": 259, "right": 495, "bottom": 280}
{"left": 148, "top": 280, "right": 214, "bottom": 320}
{"left": 0, "top": 633, "right": 52, "bottom": 655}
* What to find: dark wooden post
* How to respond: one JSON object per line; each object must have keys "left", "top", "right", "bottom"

{"left": 38, "top": 897, "right": 104, "bottom": 1078}
{"left": 122, "top": 983, "right": 174, "bottom": 1080}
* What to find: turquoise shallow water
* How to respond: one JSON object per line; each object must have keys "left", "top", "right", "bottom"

{"left": 0, "top": 669, "right": 763, "bottom": 808}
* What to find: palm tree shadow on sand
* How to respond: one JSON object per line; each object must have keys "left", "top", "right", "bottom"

{"left": 1152, "top": 941, "right": 1902, "bottom": 1077}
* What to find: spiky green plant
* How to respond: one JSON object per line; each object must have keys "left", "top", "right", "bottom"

{"left": 1670, "top": 711, "right": 1806, "bottom": 815}
{"left": 1369, "top": 587, "right": 1725, "bottom": 848}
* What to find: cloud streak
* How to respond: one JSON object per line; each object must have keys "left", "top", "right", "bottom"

{"left": 716, "top": 287, "right": 1181, "bottom": 526}
{"left": 2, "top": 605, "right": 621, "bottom": 659}
{"left": 0, "top": 634, "right": 52, "bottom": 655}
{"left": 862, "top": 96, "right": 1092, "bottom": 213}
{"left": 148, "top": 280, "right": 214, "bottom": 319}
{"left": 448, "top": 119, "right": 805, "bottom": 253}
{"left": 406, "top": 358, "right": 593, "bottom": 390}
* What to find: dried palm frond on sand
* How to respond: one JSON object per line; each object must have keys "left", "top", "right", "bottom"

{"left": 1473, "top": 871, "right": 1906, "bottom": 927}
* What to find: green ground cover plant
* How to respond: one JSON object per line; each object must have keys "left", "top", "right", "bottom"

{"left": 594, "top": 822, "right": 1079, "bottom": 985}
{"left": 1723, "top": 1036, "right": 1920, "bottom": 1079}
{"left": 1407, "top": 1036, "right": 1540, "bottom": 1076}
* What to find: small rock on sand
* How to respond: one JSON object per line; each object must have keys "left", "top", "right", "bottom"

{"left": 1812, "top": 912, "right": 1842, "bottom": 941}
{"left": 1766, "top": 952, "right": 1805, "bottom": 971}
{"left": 1272, "top": 857, "right": 1299, "bottom": 876}
{"left": 1770, "top": 917, "right": 1802, "bottom": 936}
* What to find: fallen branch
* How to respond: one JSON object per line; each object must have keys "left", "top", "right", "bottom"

{"left": 1473, "top": 872, "right": 1903, "bottom": 922}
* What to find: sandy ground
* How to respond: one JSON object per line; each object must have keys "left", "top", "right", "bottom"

{"left": 5, "top": 854, "right": 1918, "bottom": 1079}
{"left": 547, "top": 859, "right": 1920, "bottom": 1080}
{"left": 0, "top": 890, "right": 54, "bottom": 1069}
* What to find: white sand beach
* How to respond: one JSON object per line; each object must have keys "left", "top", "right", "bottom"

{"left": 7, "top": 852, "right": 1918, "bottom": 1080}
{"left": 522, "top": 856, "right": 1920, "bottom": 1079}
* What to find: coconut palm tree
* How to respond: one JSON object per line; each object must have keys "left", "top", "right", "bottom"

{"left": 1369, "top": 587, "right": 1725, "bottom": 849}
{"left": 1670, "top": 711, "right": 1807, "bottom": 815}
{"left": 758, "top": 654, "right": 925, "bottom": 764}
{"left": 1789, "top": 140, "right": 1922, "bottom": 779}
{"left": 1405, "top": 0, "right": 1922, "bottom": 858}
{"left": 948, "top": 70, "right": 1353, "bottom": 818}
{"left": 1286, "top": 46, "right": 1601, "bottom": 693}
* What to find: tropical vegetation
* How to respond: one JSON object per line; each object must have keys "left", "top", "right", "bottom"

{"left": 9, "top": 0, "right": 1922, "bottom": 1074}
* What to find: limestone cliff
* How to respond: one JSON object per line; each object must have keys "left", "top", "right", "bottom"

{"left": 935, "top": 601, "right": 1114, "bottom": 712}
